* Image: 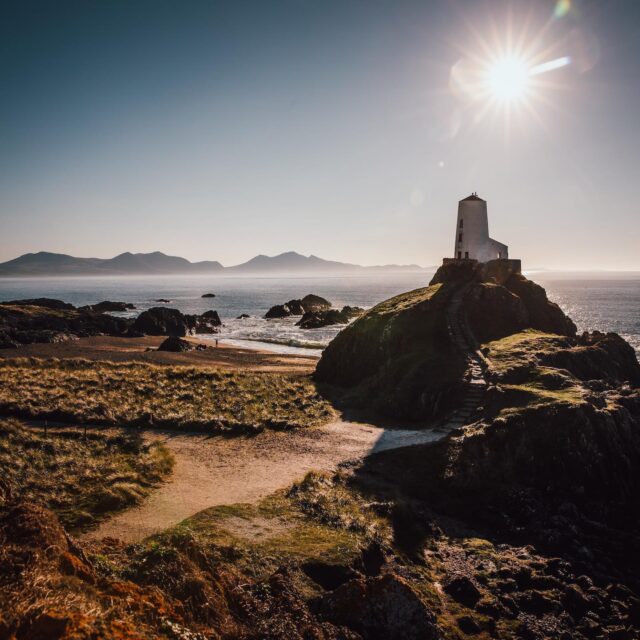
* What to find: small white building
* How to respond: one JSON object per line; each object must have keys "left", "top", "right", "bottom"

{"left": 453, "top": 193, "right": 508, "bottom": 262}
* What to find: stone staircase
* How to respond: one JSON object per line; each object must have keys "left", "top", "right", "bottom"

{"left": 435, "top": 286, "right": 488, "bottom": 433}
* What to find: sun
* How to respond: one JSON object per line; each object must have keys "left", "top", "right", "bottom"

{"left": 486, "top": 56, "right": 530, "bottom": 102}
{"left": 447, "top": 8, "right": 575, "bottom": 133}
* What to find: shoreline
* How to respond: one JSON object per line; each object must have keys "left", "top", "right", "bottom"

{"left": 0, "top": 334, "right": 318, "bottom": 373}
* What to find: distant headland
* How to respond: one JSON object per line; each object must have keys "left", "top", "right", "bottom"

{"left": 0, "top": 251, "right": 429, "bottom": 277}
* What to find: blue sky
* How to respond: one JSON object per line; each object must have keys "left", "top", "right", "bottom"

{"left": 1, "top": 0, "right": 639, "bottom": 269}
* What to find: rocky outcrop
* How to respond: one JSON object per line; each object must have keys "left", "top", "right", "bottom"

{"left": 201, "top": 293, "right": 216, "bottom": 298}
{"left": 317, "top": 573, "right": 440, "bottom": 640}
{"left": 194, "top": 310, "right": 221, "bottom": 334}
{"left": 315, "top": 285, "right": 467, "bottom": 420}
{"left": 1, "top": 297, "right": 76, "bottom": 310}
{"left": 265, "top": 304, "right": 293, "bottom": 319}
{"left": 315, "top": 261, "right": 579, "bottom": 420}
{"left": 158, "top": 336, "right": 192, "bottom": 352}
{"left": 131, "top": 307, "right": 193, "bottom": 337}
{"left": 0, "top": 301, "right": 224, "bottom": 346}
{"left": 0, "top": 302, "right": 132, "bottom": 347}
{"left": 265, "top": 294, "right": 333, "bottom": 319}
{"left": 430, "top": 260, "right": 577, "bottom": 341}
{"left": 297, "top": 306, "right": 364, "bottom": 329}
{"left": 504, "top": 272, "right": 577, "bottom": 337}
{"left": 79, "top": 301, "right": 136, "bottom": 312}
{"left": 301, "top": 294, "right": 332, "bottom": 312}
{"left": 158, "top": 336, "right": 208, "bottom": 352}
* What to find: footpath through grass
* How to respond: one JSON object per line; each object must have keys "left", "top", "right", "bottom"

{"left": 0, "top": 358, "right": 333, "bottom": 433}
{"left": 0, "top": 418, "right": 173, "bottom": 532}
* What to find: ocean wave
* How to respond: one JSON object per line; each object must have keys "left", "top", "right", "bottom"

{"left": 239, "top": 336, "right": 328, "bottom": 350}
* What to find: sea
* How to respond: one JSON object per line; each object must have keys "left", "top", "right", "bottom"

{"left": 0, "top": 272, "right": 638, "bottom": 358}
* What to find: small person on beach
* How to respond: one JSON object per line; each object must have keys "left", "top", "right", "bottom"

{"left": 215, "top": 339, "right": 219, "bottom": 347}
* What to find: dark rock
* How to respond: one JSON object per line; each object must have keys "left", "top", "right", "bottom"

{"left": 1, "top": 298, "right": 76, "bottom": 310}
{"left": 357, "top": 540, "right": 387, "bottom": 577}
{"left": 0, "top": 301, "right": 132, "bottom": 347}
{"left": 236, "top": 314, "right": 250, "bottom": 319}
{"left": 301, "top": 294, "right": 331, "bottom": 312}
{"left": 315, "top": 283, "right": 467, "bottom": 420}
{"left": 515, "top": 590, "right": 561, "bottom": 615}
{"left": 506, "top": 272, "right": 577, "bottom": 337}
{"left": 443, "top": 575, "right": 482, "bottom": 608}
{"left": 201, "top": 293, "right": 216, "bottom": 298}
{"left": 80, "top": 301, "right": 136, "bottom": 313}
{"left": 0, "top": 331, "right": 20, "bottom": 349}
{"left": 318, "top": 573, "right": 440, "bottom": 640}
{"left": 297, "top": 309, "right": 347, "bottom": 329}
{"left": 132, "top": 307, "right": 192, "bottom": 337}
{"left": 542, "top": 331, "right": 640, "bottom": 386}
{"left": 301, "top": 561, "right": 359, "bottom": 591}
{"left": 285, "top": 299, "right": 306, "bottom": 315}
{"left": 457, "top": 615, "right": 482, "bottom": 635}
{"left": 265, "top": 304, "right": 292, "bottom": 319}
{"left": 496, "top": 578, "right": 518, "bottom": 593}
{"left": 464, "top": 283, "right": 530, "bottom": 343}
{"left": 562, "top": 584, "right": 592, "bottom": 619}
{"left": 265, "top": 294, "right": 333, "bottom": 319}
{"left": 200, "top": 310, "right": 221, "bottom": 325}
{"left": 157, "top": 336, "right": 194, "bottom": 352}
{"left": 195, "top": 310, "right": 221, "bottom": 334}
{"left": 154, "top": 298, "right": 172, "bottom": 303}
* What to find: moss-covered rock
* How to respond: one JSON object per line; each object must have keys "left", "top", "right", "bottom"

{"left": 315, "top": 261, "right": 578, "bottom": 421}
{"left": 315, "top": 284, "right": 467, "bottom": 421}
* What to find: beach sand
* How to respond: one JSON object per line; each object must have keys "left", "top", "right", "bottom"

{"left": 0, "top": 335, "right": 317, "bottom": 373}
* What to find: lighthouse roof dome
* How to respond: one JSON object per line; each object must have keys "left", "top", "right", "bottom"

{"left": 460, "top": 193, "right": 485, "bottom": 202}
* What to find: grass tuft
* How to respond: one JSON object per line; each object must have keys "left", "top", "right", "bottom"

{"left": 0, "top": 418, "right": 174, "bottom": 531}
{"left": 0, "top": 358, "right": 333, "bottom": 433}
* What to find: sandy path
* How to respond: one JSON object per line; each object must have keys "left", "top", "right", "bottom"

{"left": 85, "top": 420, "right": 442, "bottom": 543}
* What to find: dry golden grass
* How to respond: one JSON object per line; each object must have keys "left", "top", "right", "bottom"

{"left": 0, "top": 418, "right": 173, "bottom": 531}
{"left": 0, "top": 358, "right": 333, "bottom": 433}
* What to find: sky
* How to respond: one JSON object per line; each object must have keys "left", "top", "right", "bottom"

{"left": 1, "top": 0, "right": 639, "bottom": 270}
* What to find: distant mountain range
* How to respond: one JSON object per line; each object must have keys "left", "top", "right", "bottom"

{"left": 0, "top": 251, "right": 428, "bottom": 277}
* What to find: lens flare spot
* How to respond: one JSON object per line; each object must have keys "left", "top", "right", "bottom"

{"left": 530, "top": 56, "right": 571, "bottom": 76}
{"left": 554, "top": 0, "right": 571, "bottom": 18}
{"left": 487, "top": 57, "right": 530, "bottom": 101}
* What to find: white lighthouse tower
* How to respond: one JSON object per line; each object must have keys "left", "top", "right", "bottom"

{"left": 453, "top": 193, "right": 508, "bottom": 262}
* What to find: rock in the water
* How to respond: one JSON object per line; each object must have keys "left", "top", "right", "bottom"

{"left": 265, "top": 304, "right": 292, "bottom": 319}
{"left": 157, "top": 336, "right": 194, "bottom": 352}
{"left": 296, "top": 306, "right": 364, "bottom": 329}
{"left": 301, "top": 294, "right": 331, "bottom": 312}
{"left": 285, "top": 299, "right": 306, "bottom": 315}
{"left": 154, "top": 298, "right": 172, "bottom": 303}
{"left": 195, "top": 310, "right": 222, "bottom": 334}
{"left": 264, "top": 294, "right": 333, "bottom": 319}
{"left": 80, "top": 301, "right": 136, "bottom": 313}
{"left": 132, "top": 307, "right": 193, "bottom": 337}
{"left": 237, "top": 313, "right": 250, "bottom": 319}
{"left": 201, "top": 293, "right": 216, "bottom": 298}
{"left": 200, "top": 310, "right": 221, "bottom": 325}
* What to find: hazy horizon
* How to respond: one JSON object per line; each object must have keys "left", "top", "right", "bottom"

{"left": 2, "top": 0, "right": 639, "bottom": 270}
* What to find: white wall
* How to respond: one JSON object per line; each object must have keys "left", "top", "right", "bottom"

{"left": 453, "top": 197, "right": 508, "bottom": 262}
